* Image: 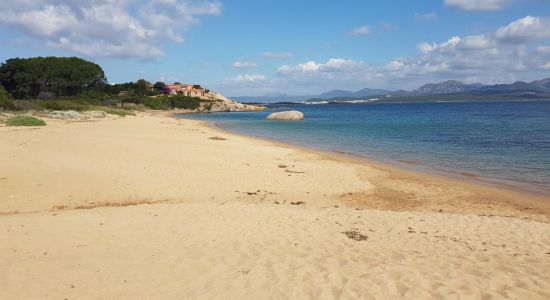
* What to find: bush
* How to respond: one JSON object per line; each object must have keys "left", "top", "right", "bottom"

{"left": 102, "top": 99, "right": 123, "bottom": 107}
{"left": 143, "top": 97, "right": 170, "bottom": 110}
{"left": 40, "top": 98, "right": 93, "bottom": 111}
{"left": 169, "top": 95, "right": 201, "bottom": 110}
{"left": 5, "top": 115, "right": 46, "bottom": 126}
{"left": 12, "top": 100, "right": 41, "bottom": 111}
{"left": 0, "top": 98, "right": 15, "bottom": 110}
{"left": 0, "top": 85, "right": 14, "bottom": 110}
{"left": 117, "top": 95, "right": 149, "bottom": 105}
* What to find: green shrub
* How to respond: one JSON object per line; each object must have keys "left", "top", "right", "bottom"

{"left": 0, "top": 98, "right": 15, "bottom": 111}
{"left": 5, "top": 115, "right": 46, "bottom": 126}
{"left": 99, "top": 108, "right": 135, "bottom": 116}
{"left": 117, "top": 95, "right": 149, "bottom": 105}
{"left": 0, "top": 85, "right": 15, "bottom": 110}
{"left": 40, "top": 98, "right": 93, "bottom": 111}
{"left": 169, "top": 95, "right": 201, "bottom": 110}
{"left": 102, "top": 99, "right": 123, "bottom": 107}
{"left": 13, "top": 100, "right": 41, "bottom": 111}
{"left": 143, "top": 97, "right": 170, "bottom": 110}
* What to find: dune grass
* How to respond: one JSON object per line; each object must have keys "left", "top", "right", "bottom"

{"left": 5, "top": 115, "right": 46, "bottom": 126}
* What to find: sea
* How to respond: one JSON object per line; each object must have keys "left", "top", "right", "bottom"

{"left": 178, "top": 100, "right": 550, "bottom": 195}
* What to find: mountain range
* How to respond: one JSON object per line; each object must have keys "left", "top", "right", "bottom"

{"left": 232, "top": 78, "right": 550, "bottom": 103}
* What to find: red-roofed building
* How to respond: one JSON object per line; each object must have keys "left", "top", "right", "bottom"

{"left": 163, "top": 83, "right": 205, "bottom": 97}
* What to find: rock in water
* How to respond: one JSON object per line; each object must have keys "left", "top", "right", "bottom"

{"left": 266, "top": 110, "right": 304, "bottom": 121}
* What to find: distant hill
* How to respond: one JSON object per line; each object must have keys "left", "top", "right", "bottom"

{"left": 470, "top": 81, "right": 548, "bottom": 97}
{"left": 232, "top": 94, "right": 315, "bottom": 103}
{"left": 532, "top": 78, "right": 550, "bottom": 90}
{"left": 232, "top": 88, "right": 390, "bottom": 103}
{"left": 319, "top": 88, "right": 392, "bottom": 99}
{"left": 232, "top": 78, "right": 550, "bottom": 103}
{"left": 414, "top": 80, "right": 484, "bottom": 96}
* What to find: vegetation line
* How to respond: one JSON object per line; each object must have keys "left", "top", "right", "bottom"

{"left": 0, "top": 56, "right": 213, "bottom": 113}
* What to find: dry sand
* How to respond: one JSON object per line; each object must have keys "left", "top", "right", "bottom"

{"left": 1, "top": 112, "right": 549, "bottom": 299}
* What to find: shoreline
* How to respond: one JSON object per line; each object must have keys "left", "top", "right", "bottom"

{"left": 1, "top": 111, "right": 549, "bottom": 220}
{"left": 179, "top": 113, "right": 550, "bottom": 213}
{"left": 178, "top": 101, "right": 550, "bottom": 198}
{"left": 2, "top": 112, "right": 550, "bottom": 299}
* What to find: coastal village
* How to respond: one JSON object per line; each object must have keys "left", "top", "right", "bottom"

{"left": 161, "top": 83, "right": 265, "bottom": 112}
{"left": 118, "top": 82, "right": 265, "bottom": 112}
{"left": 162, "top": 83, "right": 207, "bottom": 97}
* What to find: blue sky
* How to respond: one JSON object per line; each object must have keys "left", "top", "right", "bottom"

{"left": 1, "top": 0, "right": 549, "bottom": 96}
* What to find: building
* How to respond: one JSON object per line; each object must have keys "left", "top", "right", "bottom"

{"left": 163, "top": 83, "right": 206, "bottom": 97}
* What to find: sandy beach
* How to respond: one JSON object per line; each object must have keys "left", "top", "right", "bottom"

{"left": 1, "top": 112, "right": 549, "bottom": 299}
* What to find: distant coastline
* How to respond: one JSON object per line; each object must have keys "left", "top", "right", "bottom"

{"left": 232, "top": 78, "right": 550, "bottom": 103}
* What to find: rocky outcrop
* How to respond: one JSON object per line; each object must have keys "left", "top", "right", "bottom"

{"left": 172, "top": 92, "right": 266, "bottom": 113}
{"left": 46, "top": 110, "right": 110, "bottom": 120}
{"left": 266, "top": 110, "right": 304, "bottom": 121}
{"left": 200, "top": 101, "right": 265, "bottom": 112}
{"left": 201, "top": 92, "right": 265, "bottom": 112}
{"left": 47, "top": 110, "right": 82, "bottom": 119}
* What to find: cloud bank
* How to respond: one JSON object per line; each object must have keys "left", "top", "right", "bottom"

{"left": 222, "top": 16, "right": 550, "bottom": 95}
{"left": 0, "top": 0, "right": 222, "bottom": 59}
{"left": 444, "top": 0, "right": 512, "bottom": 11}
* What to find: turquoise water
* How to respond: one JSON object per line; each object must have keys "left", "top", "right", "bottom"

{"left": 178, "top": 101, "right": 550, "bottom": 194}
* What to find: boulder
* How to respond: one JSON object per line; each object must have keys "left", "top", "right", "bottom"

{"left": 266, "top": 110, "right": 304, "bottom": 121}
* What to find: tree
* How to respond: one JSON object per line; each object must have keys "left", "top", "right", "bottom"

{"left": 153, "top": 81, "right": 165, "bottom": 92}
{"left": 134, "top": 79, "right": 151, "bottom": 95}
{"left": 0, "top": 84, "right": 15, "bottom": 110}
{"left": 0, "top": 84, "right": 10, "bottom": 99}
{"left": 0, "top": 57, "right": 107, "bottom": 99}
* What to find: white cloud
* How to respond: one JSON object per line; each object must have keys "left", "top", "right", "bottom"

{"left": 418, "top": 42, "right": 436, "bottom": 54}
{"left": 223, "top": 15, "right": 550, "bottom": 95}
{"left": 460, "top": 35, "right": 495, "bottom": 49}
{"left": 278, "top": 61, "right": 318, "bottom": 74}
{"left": 350, "top": 25, "right": 372, "bottom": 36}
{"left": 444, "top": 0, "right": 511, "bottom": 11}
{"left": 0, "top": 0, "right": 222, "bottom": 59}
{"left": 228, "top": 74, "right": 267, "bottom": 83}
{"left": 278, "top": 58, "right": 370, "bottom": 76}
{"left": 496, "top": 16, "right": 550, "bottom": 43}
{"left": 379, "top": 16, "right": 550, "bottom": 86}
{"left": 233, "top": 60, "right": 258, "bottom": 68}
{"left": 415, "top": 12, "right": 438, "bottom": 21}
{"left": 272, "top": 58, "right": 382, "bottom": 93}
{"left": 261, "top": 51, "right": 293, "bottom": 59}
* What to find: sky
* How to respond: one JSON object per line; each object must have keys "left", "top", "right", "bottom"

{"left": 1, "top": 0, "right": 550, "bottom": 96}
